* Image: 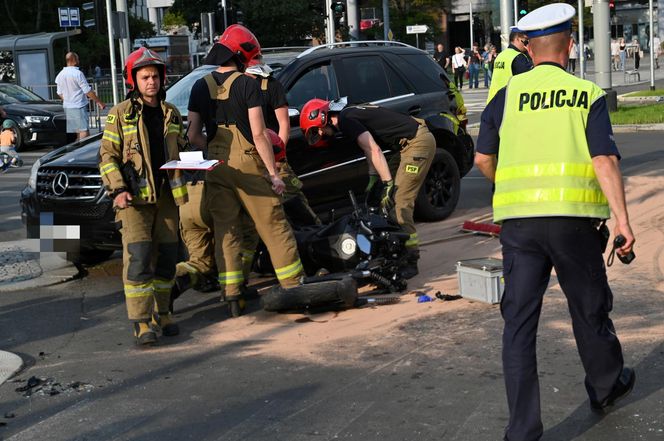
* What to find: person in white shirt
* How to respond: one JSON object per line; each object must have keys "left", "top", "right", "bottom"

{"left": 55, "top": 52, "right": 105, "bottom": 141}
{"left": 451, "top": 47, "right": 468, "bottom": 89}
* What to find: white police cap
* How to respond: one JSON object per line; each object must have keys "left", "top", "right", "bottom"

{"left": 516, "top": 3, "right": 576, "bottom": 38}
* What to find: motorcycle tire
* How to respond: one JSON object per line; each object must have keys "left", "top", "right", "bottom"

{"left": 261, "top": 275, "right": 358, "bottom": 312}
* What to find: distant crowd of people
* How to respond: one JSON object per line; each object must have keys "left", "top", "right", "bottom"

{"left": 433, "top": 42, "right": 498, "bottom": 90}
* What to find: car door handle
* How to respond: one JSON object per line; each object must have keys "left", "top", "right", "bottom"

{"left": 408, "top": 106, "right": 421, "bottom": 115}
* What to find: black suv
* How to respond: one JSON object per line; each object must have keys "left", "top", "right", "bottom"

{"left": 21, "top": 42, "right": 474, "bottom": 263}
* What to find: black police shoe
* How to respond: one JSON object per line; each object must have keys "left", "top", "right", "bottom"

{"left": 589, "top": 367, "right": 636, "bottom": 413}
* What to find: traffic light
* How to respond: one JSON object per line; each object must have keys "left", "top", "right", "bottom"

{"left": 609, "top": 1, "right": 615, "bottom": 17}
{"left": 331, "top": 1, "right": 346, "bottom": 27}
{"left": 518, "top": 0, "right": 528, "bottom": 17}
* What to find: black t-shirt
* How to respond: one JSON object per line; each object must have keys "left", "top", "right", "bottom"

{"left": 434, "top": 50, "right": 449, "bottom": 68}
{"left": 188, "top": 71, "right": 263, "bottom": 144}
{"left": 257, "top": 76, "right": 288, "bottom": 132}
{"left": 338, "top": 106, "right": 419, "bottom": 149}
{"left": 141, "top": 103, "right": 165, "bottom": 188}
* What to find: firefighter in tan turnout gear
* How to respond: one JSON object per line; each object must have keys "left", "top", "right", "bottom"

{"left": 187, "top": 24, "right": 303, "bottom": 317}
{"left": 99, "top": 47, "right": 188, "bottom": 345}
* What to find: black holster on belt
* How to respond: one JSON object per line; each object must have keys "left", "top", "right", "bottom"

{"left": 120, "top": 161, "right": 141, "bottom": 197}
{"left": 597, "top": 219, "right": 610, "bottom": 253}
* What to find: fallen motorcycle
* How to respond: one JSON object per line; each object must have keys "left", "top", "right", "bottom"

{"left": 259, "top": 191, "right": 410, "bottom": 312}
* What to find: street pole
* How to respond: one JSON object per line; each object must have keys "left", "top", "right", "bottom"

{"left": 106, "top": 0, "right": 119, "bottom": 105}
{"left": 513, "top": 0, "right": 518, "bottom": 24}
{"left": 221, "top": 0, "right": 228, "bottom": 31}
{"left": 347, "top": 0, "right": 360, "bottom": 41}
{"left": 470, "top": 1, "right": 474, "bottom": 49}
{"left": 326, "top": 0, "right": 335, "bottom": 44}
{"left": 116, "top": 0, "right": 131, "bottom": 68}
{"left": 500, "top": 0, "right": 514, "bottom": 50}
{"left": 383, "top": 0, "right": 390, "bottom": 41}
{"left": 649, "top": 0, "right": 655, "bottom": 90}
{"left": 593, "top": 0, "right": 616, "bottom": 110}
{"left": 578, "top": 0, "right": 585, "bottom": 78}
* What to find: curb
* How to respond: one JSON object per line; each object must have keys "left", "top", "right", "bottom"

{"left": 0, "top": 241, "right": 80, "bottom": 293}
{"left": 0, "top": 351, "right": 23, "bottom": 386}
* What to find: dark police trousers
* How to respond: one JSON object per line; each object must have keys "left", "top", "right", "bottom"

{"left": 500, "top": 217, "right": 624, "bottom": 441}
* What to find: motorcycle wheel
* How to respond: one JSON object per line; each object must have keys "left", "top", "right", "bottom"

{"left": 261, "top": 275, "right": 358, "bottom": 312}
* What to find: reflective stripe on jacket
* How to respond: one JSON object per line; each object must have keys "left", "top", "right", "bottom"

{"left": 493, "top": 64, "right": 610, "bottom": 222}
{"left": 98, "top": 97, "right": 188, "bottom": 206}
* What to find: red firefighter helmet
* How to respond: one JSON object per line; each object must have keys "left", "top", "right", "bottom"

{"left": 123, "top": 47, "right": 166, "bottom": 92}
{"left": 205, "top": 24, "right": 261, "bottom": 68}
{"left": 299, "top": 98, "right": 330, "bottom": 148}
{"left": 266, "top": 129, "right": 286, "bottom": 162}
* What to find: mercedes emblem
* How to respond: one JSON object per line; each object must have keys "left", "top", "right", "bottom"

{"left": 52, "top": 171, "right": 69, "bottom": 196}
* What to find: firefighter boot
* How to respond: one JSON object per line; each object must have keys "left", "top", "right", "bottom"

{"left": 400, "top": 249, "right": 420, "bottom": 280}
{"left": 133, "top": 321, "right": 157, "bottom": 346}
{"left": 227, "top": 297, "right": 247, "bottom": 318}
{"left": 151, "top": 312, "right": 180, "bottom": 337}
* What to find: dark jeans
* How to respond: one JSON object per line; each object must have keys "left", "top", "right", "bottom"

{"left": 568, "top": 58, "right": 576, "bottom": 73}
{"left": 500, "top": 217, "right": 624, "bottom": 441}
{"left": 454, "top": 68, "right": 464, "bottom": 89}
{"left": 468, "top": 63, "right": 480, "bottom": 88}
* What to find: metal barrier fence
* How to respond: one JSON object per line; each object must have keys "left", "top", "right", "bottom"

{"left": 27, "top": 73, "right": 183, "bottom": 134}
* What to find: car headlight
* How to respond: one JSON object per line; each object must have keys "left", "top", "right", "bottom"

{"left": 25, "top": 115, "right": 50, "bottom": 124}
{"left": 28, "top": 158, "right": 42, "bottom": 190}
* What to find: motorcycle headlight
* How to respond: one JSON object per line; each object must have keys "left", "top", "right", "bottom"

{"left": 25, "top": 115, "right": 50, "bottom": 124}
{"left": 28, "top": 158, "right": 42, "bottom": 190}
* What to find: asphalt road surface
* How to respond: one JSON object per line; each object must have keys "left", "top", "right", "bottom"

{"left": 0, "top": 132, "right": 662, "bottom": 440}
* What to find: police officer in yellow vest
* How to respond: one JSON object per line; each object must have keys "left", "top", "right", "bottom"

{"left": 486, "top": 27, "right": 533, "bottom": 103}
{"left": 475, "top": 4, "right": 636, "bottom": 440}
{"left": 99, "top": 48, "right": 188, "bottom": 345}
{"left": 187, "top": 25, "right": 303, "bottom": 317}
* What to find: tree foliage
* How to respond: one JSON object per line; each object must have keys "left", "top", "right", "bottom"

{"left": 171, "top": 0, "right": 324, "bottom": 46}
{"left": 0, "top": 0, "right": 155, "bottom": 72}
{"left": 235, "top": 0, "right": 325, "bottom": 46}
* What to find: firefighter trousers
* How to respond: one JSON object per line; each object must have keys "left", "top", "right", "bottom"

{"left": 205, "top": 147, "right": 303, "bottom": 299}
{"left": 178, "top": 181, "right": 216, "bottom": 278}
{"left": 389, "top": 124, "right": 435, "bottom": 250}
{"left": 116, "top": 188, "right": 179, "bottom": 321}
{"left": 239, "top": 160, "right": 319, "bottom": 280}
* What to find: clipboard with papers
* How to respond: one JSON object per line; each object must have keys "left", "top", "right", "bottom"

{"left": 160, "top": 151, "right": 221, "bottom": 171}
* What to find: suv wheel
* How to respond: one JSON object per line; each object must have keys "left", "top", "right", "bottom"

{"left": 414, "top": 149, "right": 460, "bottom": 221}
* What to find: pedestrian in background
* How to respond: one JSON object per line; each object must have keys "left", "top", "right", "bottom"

{"left": 55, "top": 52, "right": 105, "bottom": 141}
{"left": 619, "top": 37, "right": 627, "bottom": 71}
{"left": 568, "top": 36, "right": 578, "bottom": 74}
{"left": 468, "top": 42, "right": 482, "bottom": 88}
{"left": 482, "top": 44, "right": 493, "bottom": 87}
{"left": 633, "top": 38, "right": 641, "bottom": 70}
{"left": 433, "top": 43, "right": 450, "bottom": 72}
{"left": 98, "top": 48, "right": 188, "bottom": 346}
{"left": 451, "top": 47, "right": 467, "bottom": 89}
{"left": 654, "top": 35, "right": 661, "bottom": 68}
{"left": 476, "top": 4, "right": 636, "bottom": 440}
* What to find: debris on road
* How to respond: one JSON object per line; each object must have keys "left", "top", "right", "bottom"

{"left": 14, "top": 376, "right": 95, "bottom": 398}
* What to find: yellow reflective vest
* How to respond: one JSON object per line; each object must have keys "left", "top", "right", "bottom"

{"left": 99, "top": 97, "right": 188, "bottom": 206}
{"left": 487, "top": 47, "right": 527, "bottom": 104}
{"left": 493, "top": 64, "right": 610, "bottom": 222}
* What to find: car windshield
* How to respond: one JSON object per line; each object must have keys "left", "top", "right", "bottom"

{"left": 0, "top": 84, "right": 44, "bottom": 105}
{"left": 165, "top": 49, "right": 304, "bottom": 116}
